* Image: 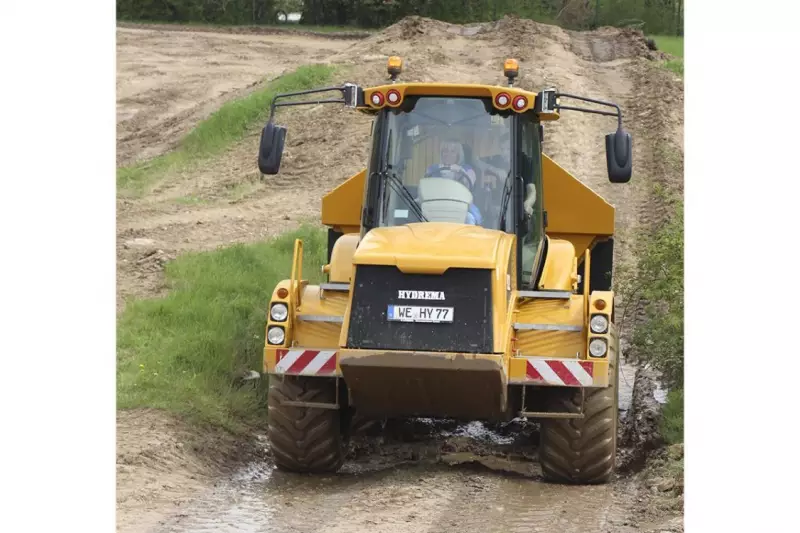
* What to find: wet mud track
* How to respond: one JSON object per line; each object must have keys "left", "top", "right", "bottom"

{"left": 138, "top": 364, "right": 677, "bottom": 533}
{"left": 155, "top": 461, "right": 643, "bottom": 533}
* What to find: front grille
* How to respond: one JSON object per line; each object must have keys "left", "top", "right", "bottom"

{"left": 346, "top": 265, "right": 493, "bottom": 353}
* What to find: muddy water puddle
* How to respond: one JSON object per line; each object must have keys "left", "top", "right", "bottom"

{"left": 155, "top": 461, "right": 636, "bottom": 533}
{"left": 153, "top": 363, "right": 647, "bottom": 533}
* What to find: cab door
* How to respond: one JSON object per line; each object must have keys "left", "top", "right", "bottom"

{"left": 516, "top": 113, "right": 544, "bottom": 287}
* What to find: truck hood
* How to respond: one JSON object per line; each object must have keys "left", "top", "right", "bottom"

{"left": 353, "top": 223, "right": 515, "bottom": 274}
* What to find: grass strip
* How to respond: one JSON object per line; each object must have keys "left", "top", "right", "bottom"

{"left": 650, "top": 35, "right": 683, "bottom": 77}
{"left": 117, "top": 225, "right": 327, "bottom": 431}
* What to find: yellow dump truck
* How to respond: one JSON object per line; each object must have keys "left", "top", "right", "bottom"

{"left": 257, "top": 57, "right": 632, "bottom": 484}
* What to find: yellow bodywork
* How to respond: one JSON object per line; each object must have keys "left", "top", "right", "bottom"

{"left": 319, "top": 152, "right": 614, "bottom": 266}
{"left": 263, "top": 232, "right": 618, "bottom": 419}
{"left": 263, "top": 81, "right": 619, "bottom": 421}
{"left": 341, "top": 223, "right": 515, "bottom": 355}
{"left": 542, "top": 155, "right": 614, "bottom": 258}
{"left": 360, "top": 83, "right": 556, "bottom": 119}
{"left": 321, "top": 169, "right": 364, "bottom": 235}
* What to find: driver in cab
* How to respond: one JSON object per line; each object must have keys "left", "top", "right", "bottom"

{"left": 423, "top": 140, "right": 483, "bottom": 225}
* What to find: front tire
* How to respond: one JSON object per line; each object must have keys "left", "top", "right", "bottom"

{"left": 267, "top": 376, "right": 344, "bottom": 473}
{"left": 539, "top": 360, "right": 619, "bottom": 484}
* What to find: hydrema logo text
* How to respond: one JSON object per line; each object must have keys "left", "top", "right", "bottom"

{"left": 397, "top": 290, "right": 445, "bottom": 301}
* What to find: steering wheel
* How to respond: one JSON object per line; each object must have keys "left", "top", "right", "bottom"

{"left": 425, "top": 164, "right": 474, "bottom": 192}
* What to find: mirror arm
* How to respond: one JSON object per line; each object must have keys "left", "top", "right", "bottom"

{"left": 268, "top": 84, "right": 361, "bottom": 122}
{"left": 271, "top": 98, "right": 346, "bottom": 119}
{"left": 554, "top": 92, "right": 623, "bottom": 129}
{"left": 556, "top": 105, "right": 620, "bottom": 127}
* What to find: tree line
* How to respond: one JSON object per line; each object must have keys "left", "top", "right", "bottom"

{"left": 117, "top": 0, "right": 683, "bottom": 35}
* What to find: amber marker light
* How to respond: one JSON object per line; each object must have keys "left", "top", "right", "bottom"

{"left": 388, "top": 56, "right": 403, "bottom": 80}
{"left": 504, "top": 58, "right": 519, "bottom": 77}
{"left": 277, "top": 287, "right": 289, "bottom": 299}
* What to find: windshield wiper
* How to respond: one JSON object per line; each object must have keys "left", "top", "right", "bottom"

{"left": 383, "top": 170, "right": 429, "bottom": 223}
{"left": 497, "top": 171, "right": 514, "bottom": 229}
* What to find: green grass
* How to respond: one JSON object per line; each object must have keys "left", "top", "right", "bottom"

{"left": 117, "top": 64, "right": 336, "bottom": 195}
{"left": 661, "top": 388, "right": 684, "bottom": 444}
{"left": 651, "top": 35, "right": 683, "bottom": 57}
{"left": 662, "top": 58, "right": 683, "bottom": 76}
{"left": 650, "top": 35, "right": 683, "bottom": 77}
{"left": 617, "top": 192, "right": 684, "bottom": 447}
{"left": 116, "top": 225, "right": 327, "bottom": 431}
{"left": 618, "top": 197, "right": 684, "bottom": 388}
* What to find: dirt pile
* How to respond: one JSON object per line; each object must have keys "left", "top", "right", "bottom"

{"left": 353, "top": 15, "right": 661, "bottom": 62}
{"left": 379, "top": 15, "right": 463, "bottom": 41}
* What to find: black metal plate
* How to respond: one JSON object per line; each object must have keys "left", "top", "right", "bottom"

{"left": 346, "top": 265, "right": 493, "bottom": 353}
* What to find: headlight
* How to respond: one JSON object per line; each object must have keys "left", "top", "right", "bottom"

{"left": 267, "top": 326, "right": 285, "bottom": 345}
{"left": 590, "top": 314, "right": 609, "bottom": 334}
{"left": 589, "top": 338, "right": 608, "bottom": 357}
{"left": 270, "top": 303, "right": 288, "bottom": 322}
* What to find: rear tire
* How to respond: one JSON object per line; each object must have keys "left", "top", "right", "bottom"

{"left": 267, "top": 376, "right": 344, "bottom": 473}
{"left": 348, "top": 410, "right": 382, "bottom": 436}
{"left": 539, "top": 359, "right": 619, "bottom": 484}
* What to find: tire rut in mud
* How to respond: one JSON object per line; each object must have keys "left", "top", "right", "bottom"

{"left": 147, "top": 415, "right": 678, "bottom": 533}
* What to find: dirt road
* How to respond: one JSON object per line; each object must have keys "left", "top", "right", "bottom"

{"left": 120, "top": 402, "right": 683, "bottom": 533}
{"left": 150, "top": 445, "right": 678, "bottom": 533}
{"left": 120, "top": 367, "right": 682, "bottom": 533}
{"left": 116, "top": 27, "right": 358, "bottom": 166}
{"left": 116, "top": 17, "right": 683, "bottom": 533}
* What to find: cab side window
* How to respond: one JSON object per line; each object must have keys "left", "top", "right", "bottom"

{"left": 518, "top": 115, "right": 544, "bottom": 286}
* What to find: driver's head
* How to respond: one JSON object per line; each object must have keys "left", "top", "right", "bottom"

{"left": 440, "top": 140, "right": 464, "bottom": 166}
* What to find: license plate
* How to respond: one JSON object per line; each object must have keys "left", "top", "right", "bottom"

{"left": 387, "top": 305, "right": 454, "bottom": 323}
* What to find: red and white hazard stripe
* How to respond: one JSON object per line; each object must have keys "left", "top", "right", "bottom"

{"left": 524, "top": 358, "right": 594, "bottom": 386}
{"left": 275, "top": 349, "right": 338, "bottom": 376}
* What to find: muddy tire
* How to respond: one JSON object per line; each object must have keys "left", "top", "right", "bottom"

{"left": 267, "top": 376, "right": 344, "bottom": 473}
{"left": 539, "top": 360, "right": 619, "bottom": 484}
{"left": 348, "top": 410, "right": 382, "bottom": 437}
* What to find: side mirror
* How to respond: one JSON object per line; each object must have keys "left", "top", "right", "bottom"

{"left": 605, "top": 128, "right": 632, "bottom": 183}
{"left": 258, "top": 122, "right": 287, "bottom": 175}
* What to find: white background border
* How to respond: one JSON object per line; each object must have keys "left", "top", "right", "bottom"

{"left": 1, "top": 0, "right": 116, "bottom": 530}
{"left": 684, "top": 0, "right": 800, "bottom": 530}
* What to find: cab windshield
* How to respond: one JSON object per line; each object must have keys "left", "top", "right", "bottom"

{"left": 376, "top": 96, "right": 513, "bottom": 230}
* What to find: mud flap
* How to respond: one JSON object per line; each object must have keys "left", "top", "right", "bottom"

{"left": 339, "top": 351, "right": 508, "bottom": 421}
